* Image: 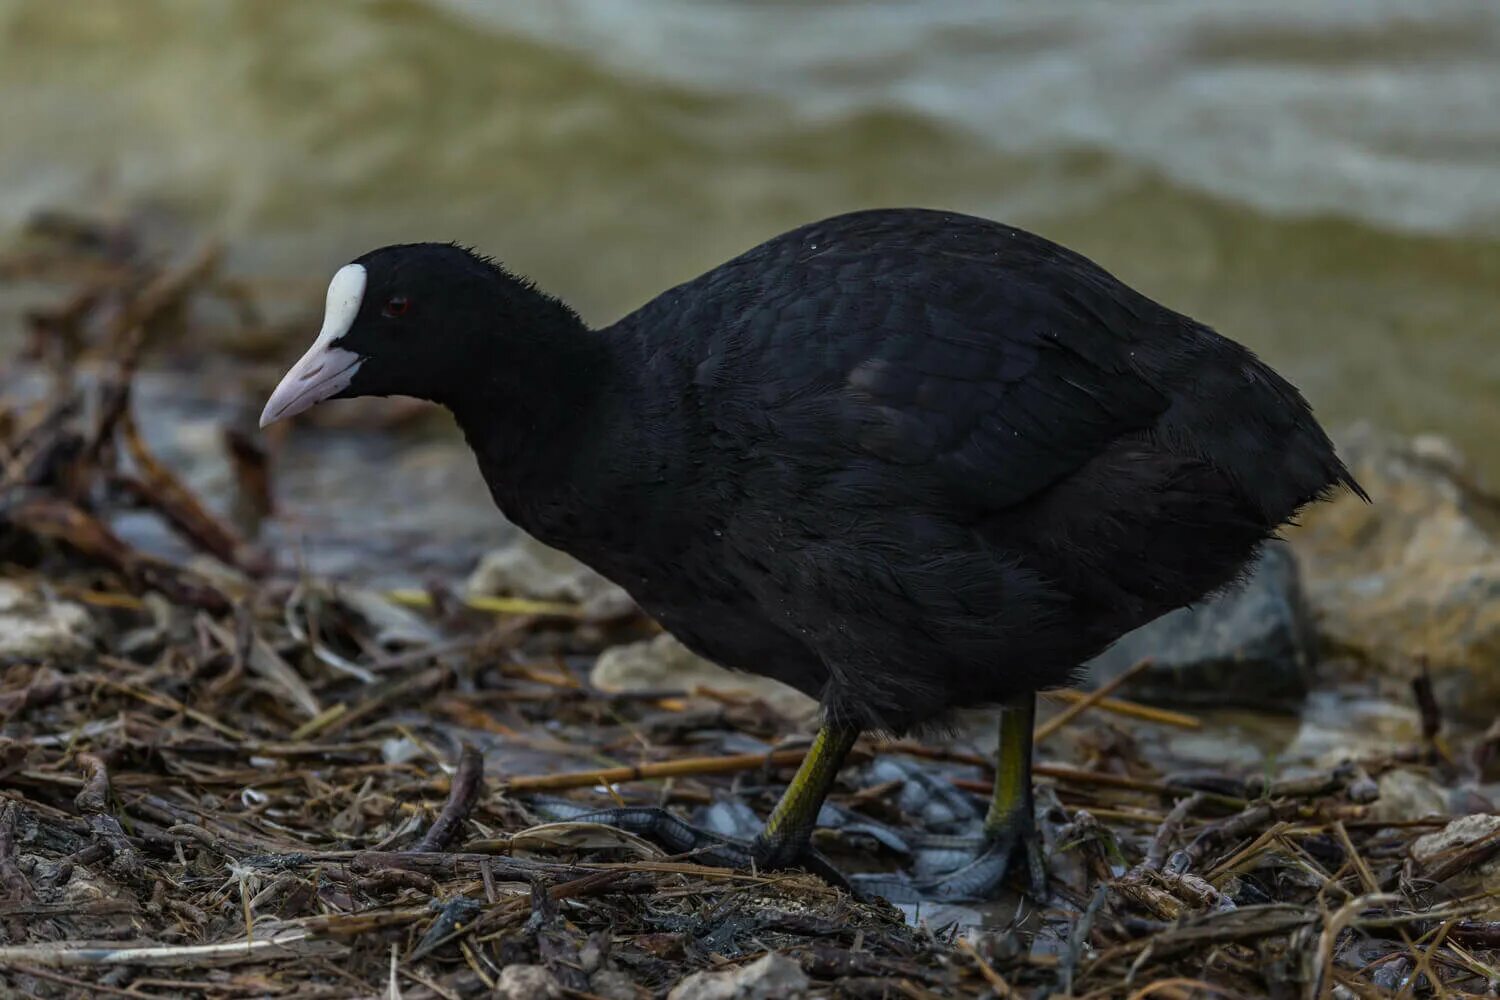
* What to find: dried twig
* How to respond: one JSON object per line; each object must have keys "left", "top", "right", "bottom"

{"left": 107, "top": 241, "right": 223, "bottom": 366}
{"left": 0, "top": 928, "right": 338, "bottom": 969}
{"left": 71, "top": 753, "right": 142, "bottom": 878}
{"left": 1035, "top": 658, "right": 1154, "bottom": 741}
{"left": 202, "top": 618, "right": 320, "bottom": 719}
{"left": 1044, "top": 689, "right": 1201, "bottom": 730}
{"left": 118, "top": 404, "right": 263, "bottom": 574}
{"left": 503, "top": 748, "right": 813, "bottom": 792}
{"left": 1181, "top": 802, "right": 1277, "bottom": 872}
{"left": 1141, "top": 793, "right": 1205, "bottom": 873}
{"left": 414, "top": 743, "right": 484, "bottom": 852}
{"left": 956, "top": 937, "right": 1014, "bottom": 998}
{"left": 6, "top": 496, "right": 230, "bottom": 611}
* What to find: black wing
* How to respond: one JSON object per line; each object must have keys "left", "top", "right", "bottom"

{"left": 691, "top": 210, "right": 1174, "bottom": 513}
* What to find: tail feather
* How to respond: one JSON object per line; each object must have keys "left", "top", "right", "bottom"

{"left": 1157, "top": 328, "right": 1367, "bottom": 524}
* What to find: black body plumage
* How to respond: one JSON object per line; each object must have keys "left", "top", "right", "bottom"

{"left": 342, "top": 209, "right": 1363, "bottom": 733}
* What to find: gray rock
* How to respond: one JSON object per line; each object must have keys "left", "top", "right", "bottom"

{"left": 1412, "top": 813, "right": 1500, "bottom": 865}
{"left": 667, "top": 953, "right": 810, "bottom": 1000}
{"left": 1411, "top": 813, "right": 1500, "bottom": 888}
{"left": 589, "top": 968, "right": 639, "bottom": 1000}
{"left": 494, "top": 964, "right": 563, "bottom": 1000}
{"left": 1289, "top": 425, "right": 1500, "bottom": 721}
{"left": 1370, "top": 769, "right": 1449, "bottom": 823}
{"left": 1281, "top": 690, "right": 1423, "bottom": 768}
{"left": 1085, "top": 541, "right": 1314, "bottom": 709}
{"left": 466, "top": 534, "right": 635, "bottom": 617}
{"left": 0, "top": 581, "right": 94, "bottom": 663}
{"left": 337, "top": 586, "right": 442, "bottom": 647}
{"left": 592, "top": 633, "right": 818, "bottom": 724}
{"left": 1410, "top": 813, "right": 1500, "bottom": 894}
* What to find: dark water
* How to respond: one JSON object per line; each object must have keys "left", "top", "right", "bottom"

{"left": 3, "top": 1, "right": 1500, "bottom": 472}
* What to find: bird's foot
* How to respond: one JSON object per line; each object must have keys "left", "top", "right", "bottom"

{"left": 850, "top": 813, "right": 1048, "bottom": 904}
{"left": 936, "top": 817, "right": 1047, "bottom": 901}
{"left": 525, "top": 798, "right": 851, "bottom": 888}
{"left": 748, "top": 833, "right": 852, "bottom": 889}
{"left": 528, "top": 798, "right": 753, "bottom": 866}
{"left": 854, "top": 689, "right": 1050, "bottom": 903}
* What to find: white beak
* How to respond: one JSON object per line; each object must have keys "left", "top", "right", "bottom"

{"left": 259, "top": 263, "right": 369, "bottom": 428}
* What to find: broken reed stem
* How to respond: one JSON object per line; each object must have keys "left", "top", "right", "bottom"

{"left": 17, "top": 966, "right": 149, "bottom": 999}
{"left": 1035, "top": 658, "right": 1154, "bottom": 742}
{"left": 385, "top": 588, "right": 586, "bottom": 619}
{"left": 0, "top": 930, "right": 333, "bottom": 969}
{"left": 1043, "top": 689, "right": 1200, "bottom": 730}
{"left": 1188, "top": 804, "right": 1279, "bottom": 875}
{"left": 415, "top": 743, "right": 484, "bottom": 852}
{"left": 502, "top": 749, "right": 812, "bottom": 792}
{"left": 956, "top": 937, "right": 1015, "bottom": 998}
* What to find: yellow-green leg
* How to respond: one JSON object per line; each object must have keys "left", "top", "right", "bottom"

{"left": 904, "top": 691, "right": 1047, "bottom": 900}
{"left": 984, "top": 691, "right": 1047, "bottom": 896}
{"left": 986, "top": 690, "right": 1035, "bottom": 836}
{"left": 750, "top": 724, "right": 860, "bottom": 870}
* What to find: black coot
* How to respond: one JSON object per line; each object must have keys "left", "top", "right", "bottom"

{"left": 262, "top": 209, "right": 1363, "bottom": 899}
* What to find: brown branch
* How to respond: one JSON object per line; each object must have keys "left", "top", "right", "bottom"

{"left": 1181, "top": 802, "right": 1277, "bottom": 872}
{"left": 223, "top": 425, "right": 273, "bottom": 534}
{"left": 1422, "top": 825, "right": 1500, "bottom": 884}
{"left": 414, "top": 743, "right": 484, "bottom": 852}
{"left": 117, "top": 405, "right": 263, "bottom": 575}
{"left": 7, "top": 496, "right": 229, "bottom": 612}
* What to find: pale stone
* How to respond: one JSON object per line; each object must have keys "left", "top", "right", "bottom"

{"left": 667, "top": 953, "right": 810, "bottom": 1000}
{"left": 593, "top": 633, "right": 817, "bottom": 724}
{"left": 0, "top": 581, "right": 93, "bottom": 662}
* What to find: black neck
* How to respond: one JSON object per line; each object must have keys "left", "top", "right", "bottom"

{"left": 442, "top": 296, "right": 616, "bottom": 504}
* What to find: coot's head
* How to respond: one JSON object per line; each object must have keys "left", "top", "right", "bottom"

{"left": 260, "top": 243, "right": 572, "bottom": 427}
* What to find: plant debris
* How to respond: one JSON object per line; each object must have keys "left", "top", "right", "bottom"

{"left": 2, "top": 211, "right": 1499, "bottom": 997}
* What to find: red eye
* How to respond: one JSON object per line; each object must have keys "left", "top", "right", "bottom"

{"left": 384, "top": 296, "right": 410, "bottom": 317}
